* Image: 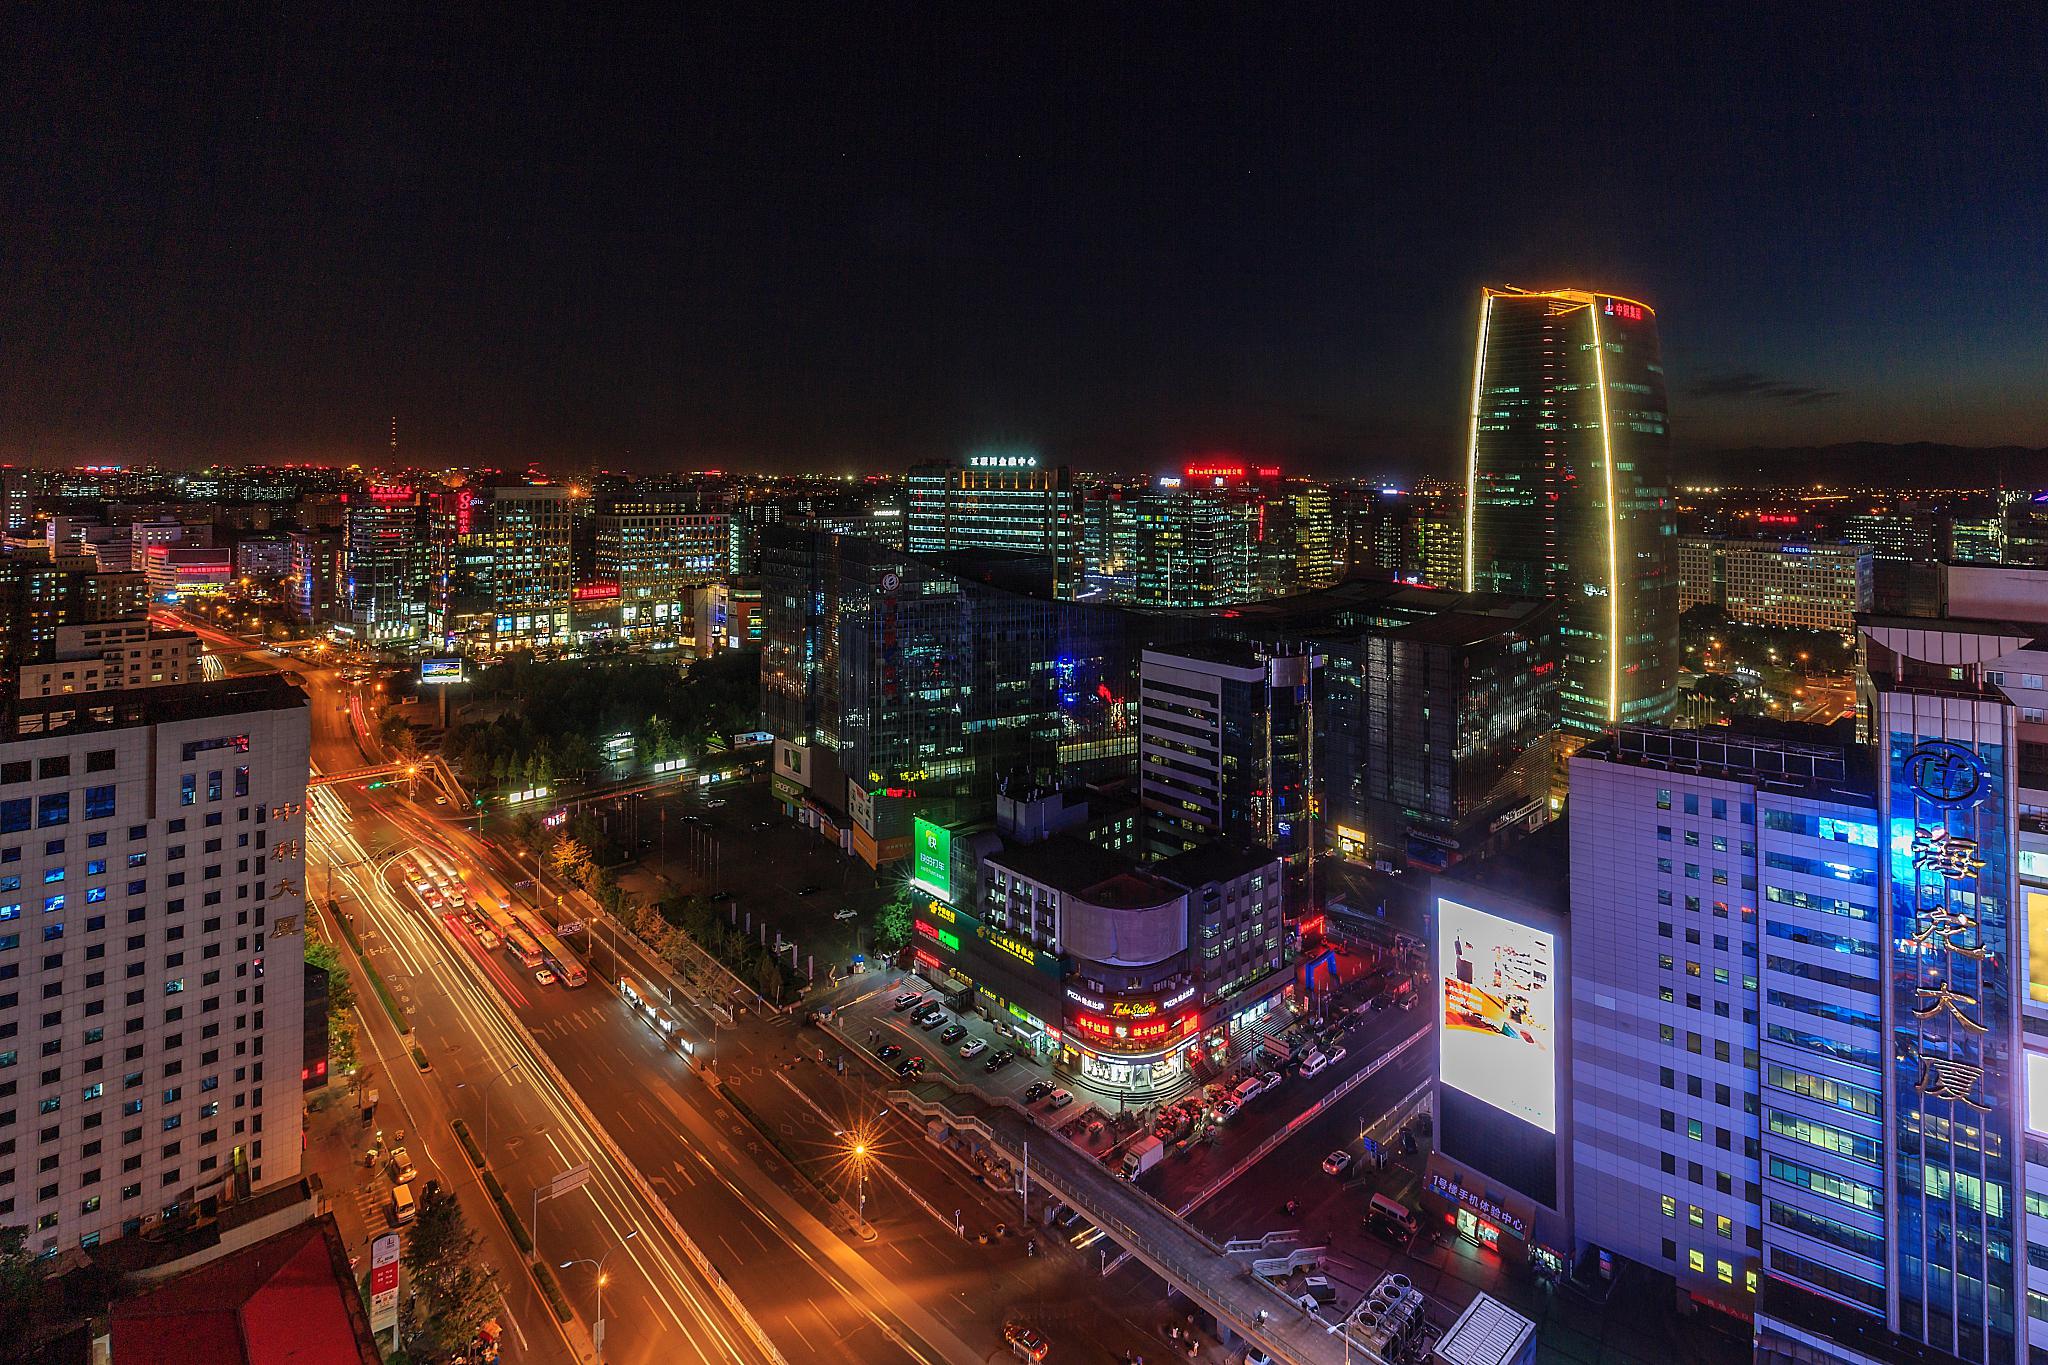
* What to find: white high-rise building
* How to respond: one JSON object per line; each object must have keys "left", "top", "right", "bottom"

{"left": 0, "top": 674, "right": 308, "bottom": 1256}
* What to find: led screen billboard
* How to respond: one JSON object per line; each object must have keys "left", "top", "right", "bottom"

{"left": 911, "top": 817, "right": 951, "bottom": 902}
{"left": 1439, "top": 898, "right": 1556, "bottom": 1133}
{"left": 420, "top": 657, "right": 466, "bottom": 686}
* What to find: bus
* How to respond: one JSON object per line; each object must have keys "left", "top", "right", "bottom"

{"left": 501, "top": 923, "right": 545, "bottom": 970}
{"left": 511, "top": 907, "right": 588, "bottom": 988}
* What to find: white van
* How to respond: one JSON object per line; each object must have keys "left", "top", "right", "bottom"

{"left": 1232, "top": 1075, "right": 1265, "bottom": 1104}
{"left": 1300, "top": 1051, "right": 1329, "bottom": 1078}
{"left": 390, "top": 1182, "right": 416, "bottom": 1224}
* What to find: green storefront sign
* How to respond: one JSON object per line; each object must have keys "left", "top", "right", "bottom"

{"left": 912, "top": 816, "right": 951, "bottom": 901}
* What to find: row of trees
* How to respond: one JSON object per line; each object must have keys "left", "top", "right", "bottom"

{"left": 444, "top": 650, "right": 758, "bottom": 792}
{"left": 303, "top": 937, "right": 358, "bottom": 1078}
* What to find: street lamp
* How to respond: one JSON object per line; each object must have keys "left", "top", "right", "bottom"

{"left": 456, "top": 1062, "right": 523, "bottom": 1158}
{"left": 560, "top": 1229, "right": 638, "bottom": 1365}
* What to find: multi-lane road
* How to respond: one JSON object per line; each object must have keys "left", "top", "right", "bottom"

{"left": 183, "top": 619, "right": 1192, "bottom": 1365}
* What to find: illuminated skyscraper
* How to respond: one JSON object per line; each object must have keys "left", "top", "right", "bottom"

{"left": 1465, "top": 286, "right": 1677, "bottom": 737}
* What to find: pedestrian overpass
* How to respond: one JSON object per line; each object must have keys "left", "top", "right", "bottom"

{"left": 887, "top": 1085, "right": 1378, "bottom": 1365}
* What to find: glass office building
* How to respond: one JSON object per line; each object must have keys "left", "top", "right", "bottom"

{"left": 1465, "top": 287, "right": 1677, "bottom": 737}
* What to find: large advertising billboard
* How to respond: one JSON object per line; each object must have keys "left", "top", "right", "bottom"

{"left": 1439, "top": 898, "right": 1556, "bottom": 1133}
{"left": 911, "top": 816, "right": 951, "bottom": 902}
{"left": 420, "top": 656, "right": 466, "bottom": 686}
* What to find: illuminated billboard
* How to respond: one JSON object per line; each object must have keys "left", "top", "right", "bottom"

{"left": 420, "top": 657, "right": 466, "bottom": 686}
{"left": 911, "top": 817, "right": 951, "bottom": 902}
{"left": 1439, "top": 898, "right": 1556, "bottom": 1133}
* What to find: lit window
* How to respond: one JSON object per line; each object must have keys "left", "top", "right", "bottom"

{"left": 1689, "top": 1249, "right": 1705, "bottom": 1273}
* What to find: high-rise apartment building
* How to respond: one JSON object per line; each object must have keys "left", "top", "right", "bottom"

{"left": 906, "top": 454, "right": 1082, "bottom": 598}
{"left": 341, "top": 485, "right": 426, "bottom": 645}
{"left": 1465, "top": 287, "right": 1677, "bottom": 737}
{"left": 0, "top": 674, "right": 310, "bottom": 1256}
{"left": 1137, "top": 641, "right": 1320, "bottom": 870}
{"left": 0, "top": 563, "right": 148, "bottom": 671}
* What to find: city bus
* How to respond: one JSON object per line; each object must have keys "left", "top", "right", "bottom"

{"left": 510, "top": 907, "right": 588, "bottom": 988}
{"left": 473, "top": 899, "right": 545, "bottom": 968}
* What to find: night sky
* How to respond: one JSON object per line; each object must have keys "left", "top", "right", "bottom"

{"left": 3, "top": 7, "right": 2043, "bottom": 477}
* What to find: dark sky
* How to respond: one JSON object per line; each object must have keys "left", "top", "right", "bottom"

{"left": 3, "top": 6, "right": 2044, "bottom": 478}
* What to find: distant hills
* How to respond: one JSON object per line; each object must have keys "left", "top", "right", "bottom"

{"left": 1682, "top": 443, "right": 2048, "bottom": 489}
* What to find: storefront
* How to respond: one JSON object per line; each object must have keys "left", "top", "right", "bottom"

{"left": 1419, "top": 1154, "right": 1564, "bottom": 1274}
{"left": 1061, "top": 992, "right": 1202, "bottom": 1095}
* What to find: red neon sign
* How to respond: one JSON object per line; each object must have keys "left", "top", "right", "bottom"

{"left": 572, "top": 581, "right": 621, "bottom": 602}
{"left": 368, "top": 484, "right": 415, "bottom": 504}
{"left": 1604, "top": 299, "right": 1645, "bottom": 322}
{"left": 1183, "top": 463, "right": 1247, "bottom": 481}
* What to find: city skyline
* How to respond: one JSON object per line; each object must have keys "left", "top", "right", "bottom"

{"left": 3, "top": 11, "right": 2043, "bottom": 475}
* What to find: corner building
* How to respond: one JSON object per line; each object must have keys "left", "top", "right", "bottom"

{"left": 1466, "top": 287, "right": 1677, "bottom": 738}
{"left": 0, "top": 675, "right": 309, "bottom": 1255}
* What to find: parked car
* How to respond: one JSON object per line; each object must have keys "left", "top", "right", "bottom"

{"left": 1046, "top": 1089, "right": 1074, "bottom": 1111}
{"left": 1214, "top": 1097, "right": 1241, "bottom": 1121}
{"left": 1321, "top": 1148, "right": 1353, "bottom": 1176}
{"left": 960, "top": 1039, "right": 988, "bottom": 1060}
{"left": 917, "top": 1011, "right": 947, "bottom": 1031}
{"left": 1300, "top": 1051, "right": 1329, "bottom": 1078}
{"left": 1023, "top": 1080, "right": 1054, "bottom": 1102}
{"left": 833, "top": 908, "right": 858, "bottom": 921}
{"left": 896, "top": 1056, "right": 926, "bottom": 1077}
{"left": 893, "top": 993, "right": 923, "bottom": 1012}
{"left": 939, "top": 1023, "right": 968, "bottom": 1045}
{"left": 1259, "top": 1070, "right": 1283, "bottom": 1091}
{"left": 878, "top": 1043, "right": 902, "bottom": 1061}
{"left": 984, "top": 1050, "right": 1014, "bottom": 1072}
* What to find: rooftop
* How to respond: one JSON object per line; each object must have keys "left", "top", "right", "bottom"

{"left": 6, "top": 672, "right": 307, "bottom": 739}
{"left": 1154, "top": 840, "right": 1282, "bottom": 891}
{"left": 109, "top": 1214, "right": 381, "bottom": 1365}
{"left": 1578, "top": 722, "right": 1874, "bottom": 805}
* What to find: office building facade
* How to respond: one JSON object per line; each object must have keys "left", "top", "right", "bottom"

{"left": 1571, "top": 725, "right": 1884, "bottom": 1323}
{"left": 1137, "top": 641, "right": 1320, "bottom": 871}
{"left": 341, "top": 485, "right": 426, "bottom": 645}
{"left": 592, "top": 502, "right": 727, "bottom": 644}
{"left": 472, "top": 486, "right": 573, "bottom": 653}
{"left": 906, "top": 455, "right": 1082, "bottom": 598}
{"left": 1679, "top": 538, "right": 1874, "bottom": 636}
{"left": 0, "top": 674, "right": 310, "bottom": 1255}
{"left": 1465, "top": 287, "right": 1678, "bottom": 737}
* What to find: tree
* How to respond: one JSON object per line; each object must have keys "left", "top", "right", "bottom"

{"left": 0, "top": 1225, "right": 44, "bottom": 1360}
{"left": 304, "top": 938, "right": 355, "bottom": 1015}
{"left": 547, "top": 836, "right": 592, "bottom": 884}
{"left": 755, "top": 952, "right": 786, "bottom": 1003}
{"left": 873, "top": 885, "right": 917, "bottom": 953}
{"left": 401, "top": 1187, "right": 499, "bottom": 1363}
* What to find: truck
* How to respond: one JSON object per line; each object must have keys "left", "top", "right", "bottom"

{"left": 1119, "top": 1134, "right": 1166, "bottom": 1180}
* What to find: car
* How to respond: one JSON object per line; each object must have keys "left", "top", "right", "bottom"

{"left": 1245, "top": 1350, "right": 1274, "bottom": 1365}
{"left": 1321, "top": 1148, "right": 1354, "bottom": 1176}
{"left": 1023, "top": 1080, "right": 1054, "bottom": 1102}
{"left": 939, "top": 1023, "right": 967, "bottom": 1045}
{"left": 917, "top": 1011, "right": 948, "bottom": 1031}
{"left": 795, "top": 884, "right": 822, "bottom": 897}
{"left": 1214, "top": 1097, "right": 1240, "bottom": 1121}
{"left": 1259, "top": 1070, "right": 1283, "bottom": 1091}
{"left": 1051, "top": 1204, "right": 1086, "bottom": 1230}
{"left": 1046, "top": 1088, "right": 1074, "bottom": 1110}
{"left": 389, "top": 1147, "right": 418, "bottom": 1184}
{"left": 1003, "top": 1324, "right": 1049, "bottom": 1362}
{"left": 1300, "top": 1052, "right": 1329, "bottom": 1078}
{"left": 914, "top": 1005, "right": 946, "bottom": 1025}
{"left": 878, "top": 1043, "right": 902, "bottom": 1061}
{"left": 534, "top": 967, "right": 556, "bottom": 986}
{"left": 709, "top": 889, "right": 735, "bottom": 902}
{"left": 704, "top": 799, "right": 727, "bottom": 809}
{"left": 474, "top": 928, "right": 500, "bottom": 949}
{"left": 960, "top": 1039, "right": 988, "bottom": 1060}
{"left": 896, "top": 1056, "right": 925, "bottom": 1077}
{"left": 1326, "top": 1044, "right": 1348, "bottom": 1066}
{"left": 893, "top": 993, "right": 924, "bottom": 1013}
{"left": 833, "top": 907, "right": 858, "bottom": 921}
{"left": 984, "top": 1050, "right": 1014, "bottom": 1072}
